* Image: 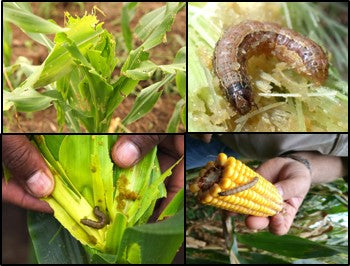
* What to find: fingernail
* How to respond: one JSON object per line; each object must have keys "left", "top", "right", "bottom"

{"left": 115, "top": 142, "right": 140, "bottom": 166}
{"left": 26, "top": 170, "right": 53, "bottom": 197}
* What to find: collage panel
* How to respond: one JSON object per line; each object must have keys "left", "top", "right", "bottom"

{"left": 3, "top": 2, "right": 186, "bottom": 133}
{"left": 188, "top": 2, "right": 347, "bottom": 132}
{"left": 2, "top": 133, "right": 184, "bottom": 264}
{"left": 186, "top": 134, "right": 348, "bottom": 264}
{"left": 2, "top": 1, "right": 350, "bottom": 265}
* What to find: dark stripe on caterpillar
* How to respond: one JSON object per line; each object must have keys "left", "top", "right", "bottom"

{"left": 80, "top": 206, "right": 110, "bottom": 229}
{"left": 214, "top": 20, "right": 328, "bottom": 115}
{"left": 218, "top": 176, "right": 259, "bottom": 196}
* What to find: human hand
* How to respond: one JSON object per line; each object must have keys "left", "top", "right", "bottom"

{"left": 2, "top": 136, "right": 54, "bottom": 213}
{"left": 111, "top": 135, "right": 184, "bottom": 216}
{"left": 244, "top": 157, "right": 312, "bottom": 235}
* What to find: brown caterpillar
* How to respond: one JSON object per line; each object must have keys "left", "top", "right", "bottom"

{"left": 80, "top": 206, "right": 110, "bottom": 229}
{"left": 213, "top": 20, "right": 328, "bottom": 115}
{"left": 218, "top": 176, "right": 259, "bottom": 196}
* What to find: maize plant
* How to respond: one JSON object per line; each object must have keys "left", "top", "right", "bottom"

{"left": 25, "top": 135, "right": 183, "bottom": 263}
{"left": 3, "top": 2, "right": 186, "bottom": 132}
{"left": 190, "top": 153, "right": 283, "bottom": 216}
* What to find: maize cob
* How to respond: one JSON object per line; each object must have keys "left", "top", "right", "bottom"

{"left": 189, "top": 153, "right": 283, "bottom": 217}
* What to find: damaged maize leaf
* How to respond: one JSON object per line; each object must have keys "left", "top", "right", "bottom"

{"left": 32, "top": 135, "right": 183, "bottom": 258}
{"left": 189, "top": 153, "right": 283, "bottom": 217}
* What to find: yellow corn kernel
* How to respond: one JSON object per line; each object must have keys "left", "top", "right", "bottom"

{"left": 202, "top": 193, "right": 213, "bottom": 203}
{"left": 217, "top": 153, "right": 227, "bottom": 166}
{"left": 223, "top": 165, "right": 234, "bottom": 179}
{"left": 209, "top": 183, "right": 221, "bottom": 196}
{"left": 190, "top": 153, "right": 283, "bottom": 217}
{"left": 224, "top": 156, "right": 236, "bottom": 168}
{"left": 220, "top": 177, "right": 232, "bottom": 189}
{"left": 189, "top": 182, "right": 200, "bottom": 193}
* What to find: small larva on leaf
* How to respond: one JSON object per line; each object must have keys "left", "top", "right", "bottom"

{"left": 214, "top": 20, "right": 329, "bottom": 115}
{"left": 80, "top": 206, "right": 110, "bottom": 229}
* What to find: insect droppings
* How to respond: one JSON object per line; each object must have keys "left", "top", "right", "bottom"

{"left": 214, "top": 20, "right": 328, "bottom": 115}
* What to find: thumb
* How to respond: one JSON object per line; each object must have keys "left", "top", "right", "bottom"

{"left": 111, "top": 135, "right": 166, "bottom": 168}
{"left": 2, "top": 135, "right": 54, "bottom": 197}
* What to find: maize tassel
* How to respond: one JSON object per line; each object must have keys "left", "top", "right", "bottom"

{"left": 189, "top": 153, "right": 283, "bottom": 217}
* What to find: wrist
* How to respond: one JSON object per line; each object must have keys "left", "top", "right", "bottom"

{"left": 279, "top": 152, "right": 312, "bottom": 177}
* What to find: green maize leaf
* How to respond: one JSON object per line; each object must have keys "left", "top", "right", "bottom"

{"left": 84, "top": 246, "right": 116, "bottom": 264}
{"left": 174, "top": 46, "right": 186, "bottom": 99}
{"left": 126, "top": 243, "right": 141, "bottom": 263}
{"left": 158, "top": 63, "right": 186, "bottom": 74}
{"left": 43, "top": 135, "right": 65, "bottom": 160}
{"left": 102, "top": 46, "right": 149, "bottom": 126}
{"left": 128, "top": 155, "right": 183, "bottom": 226}
{"left": 113, "top": 147, "right": 157, "bottom": 225}
{"left": 105, "top": 212, "right": 127, "bottom": 255}
{"left": 176, "top": 70, "right": 186, "bottom": 99}
{"left": 59, "top": 136, "right": 114, "bottom": 215}
{"left": 121, "top": 46, "right": 149, "bottom": 74}
{"left": 5, "top": 87, "right": 53, "bottom": 112}
{"left": 135, "top": 2, "right": 185, "bottom": 51}
{"left": 124, "top": 60, "right": 158, "bottom": 80}
{"left": 13, "top": 2, "right": 32, "bottom": 11}
{"left": 28, "top": 211, "right": 86, "bottom": 264}
{"left": 124, "top": 61, "right": 185, "bottom": 80}
{"left": 41, "top": 90, "right": 87, "bottom": 132}
{"left": 33, "top": 136, "right": 68, "bottom": 181}
{"left": 140, "top": 2, "right": 184, "bottom": 50}
{"left": 50, "top": 29, "right": 117, "bottom": 132}
{"left": 34, "top": 136, "right": 105, "bottom": 249}
{"left": 33, "top": 13, "right": 104, "bottom": 88}
{"left": 134, "top": 157, "right": 164, "bottom": 226}
{"left": 121, "top": 2, "right": 138, "bottom": 52}
{"left": 4, "top": 3, "right": 54, "bottom": 49}
{"left": 3, "top": 91, "right": 14, "bottom": 111}
{"left": 3, "top": 22, "right": 12, "bottom": 67}
{"left": 158, "top": 188, "right": 184, "bottom": 220}
{"left": 44, "top": 195, "right": 103, "bottom": 249}
{"left": 174, "top": 46, "right": 186, "bottom": 64}
{"left": 117, "top": 208, "right": 184, "bottom": 264}
{"left": 238, "top": 232, "right": 341, "bottom": 258}
{"left": 6, "top": 12, "right": 108, "bottom": 117}
{"left": 181, "top": 104, "right": 186, "bottom": 129}
{"left": 166, "top": 98, "right": 185, "bottom": 133}
{"left": 135, "top": 5, "right": 166, "bottom": 41}
{"left": 26, "top": 31, "right": 55, "bottom": 50}
{"left": 122, "top": 74, "right": 175, "bottom": 126}
{"left": 4, "top": 2, "right": 66, "bottom": 34}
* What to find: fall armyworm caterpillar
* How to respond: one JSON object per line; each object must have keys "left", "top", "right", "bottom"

{"left": 80, "top": 206, "right": 110, "bottom": 229}
{"left": 219, "top": 176, "right": 259, "bottom": 196}
{"left": 214, "top": 20, "right": 328, "bottom": 115}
